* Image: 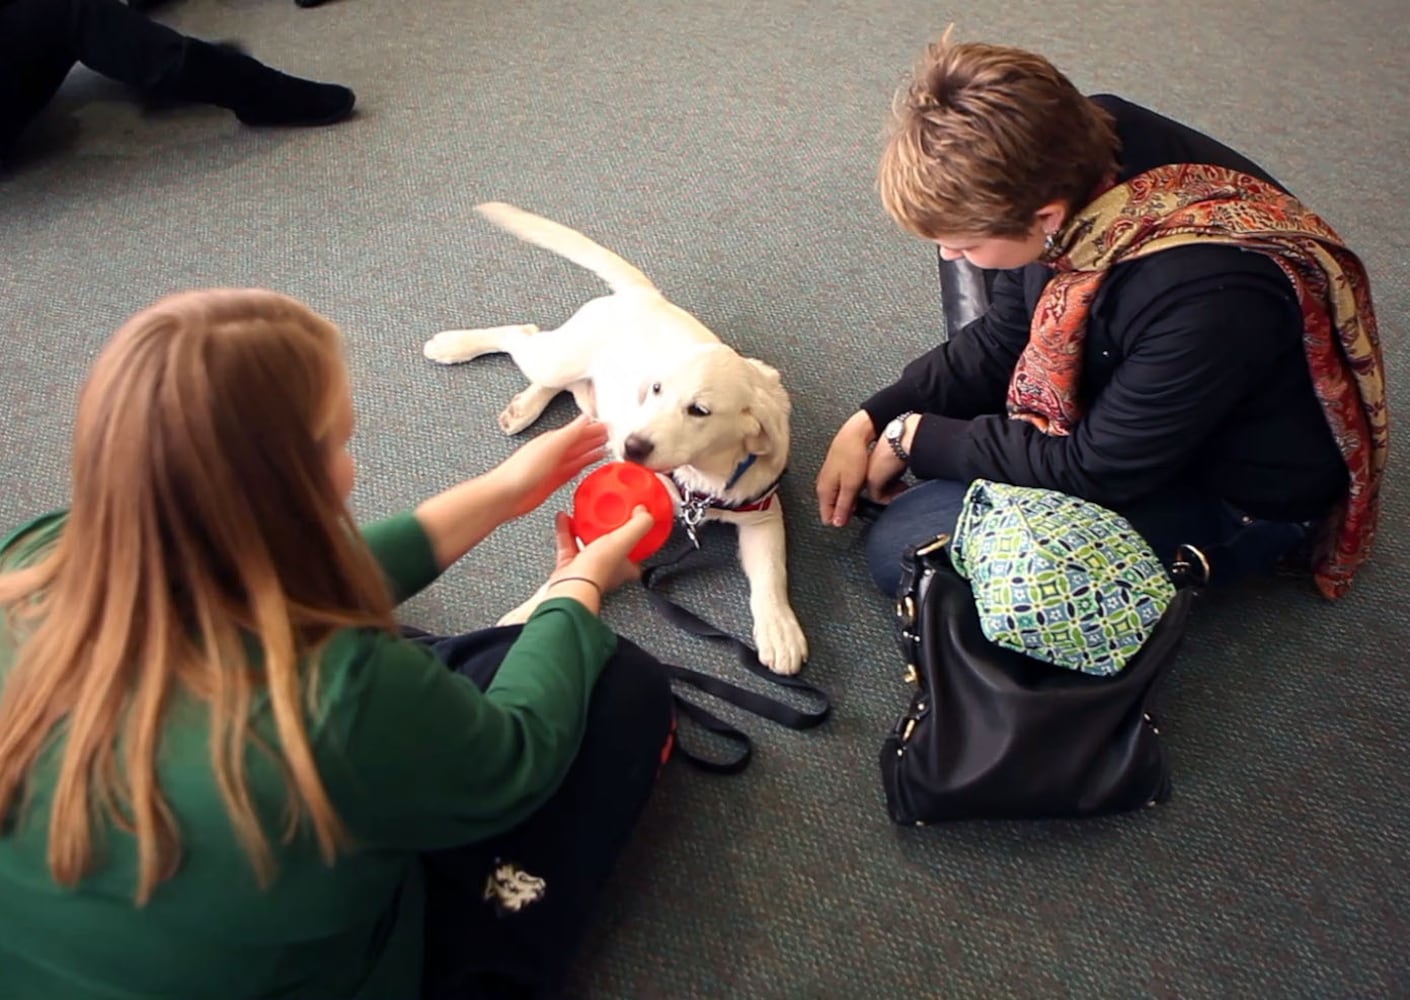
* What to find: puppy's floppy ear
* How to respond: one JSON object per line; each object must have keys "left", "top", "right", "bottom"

{"left": 741, "top": 358, "right": 791, "bottom": 457}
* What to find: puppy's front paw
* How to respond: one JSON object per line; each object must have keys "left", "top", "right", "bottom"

{"left": 753, "top": 606, "right": 809, "bottom": 676}
{"left": 423, "top": 329, "right": 475, "bottom": 365}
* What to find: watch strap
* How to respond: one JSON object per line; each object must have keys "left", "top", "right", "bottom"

{"left": 886, "top": 411, "right": 914, "bottom": 462}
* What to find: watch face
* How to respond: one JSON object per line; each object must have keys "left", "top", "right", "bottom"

{"left": 887, "top": 419, "right": 904, "bottom": 441}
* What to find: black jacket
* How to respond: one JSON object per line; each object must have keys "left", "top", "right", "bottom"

{"left": 861, "top": 95, "right": 1347, "bottom": 522}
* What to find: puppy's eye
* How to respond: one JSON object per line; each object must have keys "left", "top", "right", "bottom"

{"left": 686, "top": 403, "right": 711, "bottom": 418}
{"left": 651, "top": 382, "right": 662, "bottom": 395}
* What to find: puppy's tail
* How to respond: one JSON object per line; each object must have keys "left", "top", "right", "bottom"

{"left": 476, "top": 202, "right": 658, "bottom": 295}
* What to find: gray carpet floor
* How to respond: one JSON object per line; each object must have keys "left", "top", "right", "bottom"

{"left": 2, "top": 1, "right": 1407, "bottom": 997}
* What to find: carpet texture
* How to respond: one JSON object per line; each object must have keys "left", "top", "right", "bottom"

{"left": 1, "top": 1, "right": 1406, "bottom": 997}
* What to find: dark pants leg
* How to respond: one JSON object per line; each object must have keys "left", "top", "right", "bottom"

{"left": 0, "top": 0, "right": 189, "bottom": 150}
{"left": 405, "top": 625, "right": 675, "bottom": 1000}
{"left": 1117, "top": 490, "right": 1312, "bottom": 585}
{"left": 864, "top": 478, "right": 1309, "bottom": 598}
{"left": 0, "top": 0, "right": 352, "bottom": 157}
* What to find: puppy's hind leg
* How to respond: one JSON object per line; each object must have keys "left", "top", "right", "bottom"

{"left": 423, "top": 324, "right": 539, "bottom": 366}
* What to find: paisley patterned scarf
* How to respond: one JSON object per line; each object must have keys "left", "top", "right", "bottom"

{"left": 1008, "top": 163, "right": 1388, "bottom": 599}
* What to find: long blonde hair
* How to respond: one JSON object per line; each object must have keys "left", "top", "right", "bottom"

{"left": 0, "top": 289, "right": 396, "bottom": 904}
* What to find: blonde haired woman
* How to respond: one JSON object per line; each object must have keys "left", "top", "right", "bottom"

{"left": 0, "top": 289, "right": 674, "bottom": 999}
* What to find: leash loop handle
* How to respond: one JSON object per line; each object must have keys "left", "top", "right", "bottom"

{"left": 640, "top": 541, "right": 832, "bottom": 772}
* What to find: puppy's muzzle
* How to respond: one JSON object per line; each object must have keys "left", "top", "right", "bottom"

{"left": 623, "top": 434, "right": 655, "bottom": 463}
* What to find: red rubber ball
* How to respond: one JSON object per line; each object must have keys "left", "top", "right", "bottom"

{"left": 571, "top": 462, "right": 675, "bottom": 562}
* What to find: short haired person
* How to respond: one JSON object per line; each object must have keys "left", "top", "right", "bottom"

{"left": 817, "top": 29, "right": 1387, "bottom": 599}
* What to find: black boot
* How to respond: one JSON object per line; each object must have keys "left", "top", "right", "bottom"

{"left": 156, "top": 38, "right": 355, "bottom": 127}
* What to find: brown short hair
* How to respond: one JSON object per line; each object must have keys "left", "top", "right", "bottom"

{"left": 878, "top": 28, "right": 1120, "bottom": 239}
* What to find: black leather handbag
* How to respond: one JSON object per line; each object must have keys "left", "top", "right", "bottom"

{"left": 879, "top": 534, "right": 1199, "bottom": 824}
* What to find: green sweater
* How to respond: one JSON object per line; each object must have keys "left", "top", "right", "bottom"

{"left": 0, "top": 511, "right": 618, "bottom": 1000}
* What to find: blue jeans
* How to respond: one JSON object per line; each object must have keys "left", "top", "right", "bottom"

{"left": 863, "top": 479, "right": 1312, "bottom": 598}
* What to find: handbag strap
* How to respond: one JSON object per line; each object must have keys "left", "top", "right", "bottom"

{"left": 639, "top": 540, "right": 832, "bottom": 774}
{"left": 1170, "top": 543, "right": 1211, "bottom": 588}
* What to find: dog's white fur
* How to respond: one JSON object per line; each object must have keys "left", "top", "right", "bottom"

{"left": 424, "top": 202, "right": 808, "bottom": 675}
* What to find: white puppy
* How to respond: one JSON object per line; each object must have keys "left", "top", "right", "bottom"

{"left": 424, "top": 202, "right": 808, "bottom": 675}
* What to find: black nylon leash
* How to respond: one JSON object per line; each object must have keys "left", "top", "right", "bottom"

{"left": 639, "top": 535, "right": 832, "bottom": 774}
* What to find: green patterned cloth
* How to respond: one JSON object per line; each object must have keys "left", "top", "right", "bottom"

{"left": 949, "top": 480, "right": 1176, "bottom": 676}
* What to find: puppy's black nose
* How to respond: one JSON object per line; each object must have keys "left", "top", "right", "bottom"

{"left": 623, "top": 435, "right": 654, "bottom": 463}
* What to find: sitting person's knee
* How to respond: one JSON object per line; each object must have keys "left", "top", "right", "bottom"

{"left": 864, "top": 524, "right": 906, "bottom": 597}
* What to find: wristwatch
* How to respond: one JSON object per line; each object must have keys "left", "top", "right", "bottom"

{"left": 884, "top": 412, "right": 914, "bottom": 462}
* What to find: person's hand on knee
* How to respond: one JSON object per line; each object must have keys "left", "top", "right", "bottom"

{"left": 865, "top": 446, "right": 909, "bottom": 505}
